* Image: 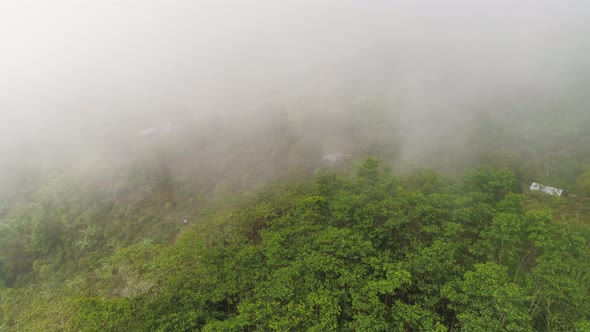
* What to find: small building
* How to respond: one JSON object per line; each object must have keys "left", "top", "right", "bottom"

{"left": 322, "top": 152, "right": 352, "bottom": 163}
{"left": 529, "top": 182, "right": 563, "bottom": 197}
{"left": 323, "top": 152, "right": 344, "bottom": 163}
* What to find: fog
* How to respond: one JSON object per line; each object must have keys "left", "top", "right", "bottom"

{"left": 1, "top": 0, "right": 590, "bottom": 198}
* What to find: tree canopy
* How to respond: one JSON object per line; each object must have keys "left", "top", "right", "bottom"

{"left": 3, "top": 160, "right": 587, "bottom": 331}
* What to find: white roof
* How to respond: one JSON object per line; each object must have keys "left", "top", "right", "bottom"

{"left": 322, "top": 152, "right": 353, "bottom": 163}
{"left": 323, "top": 152, "right": 344, "bottom": 163}
{"left": 530, "top": 182, "right": 563, "bottom": 197}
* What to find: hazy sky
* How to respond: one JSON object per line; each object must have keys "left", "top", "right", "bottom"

{"left": 1, "top": 0, "right": 589, "bottom": 152}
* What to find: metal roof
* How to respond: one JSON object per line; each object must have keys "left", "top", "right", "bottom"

{"left": 530, "top": 182, "right": 563, "bottom": 197}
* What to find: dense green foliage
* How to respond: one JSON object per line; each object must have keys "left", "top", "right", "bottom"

{"left": 2, "top": 159, "right": 588, "bottom": 331}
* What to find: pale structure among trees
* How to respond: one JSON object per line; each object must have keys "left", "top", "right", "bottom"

{"left": 529, "top": 182, "right": 563, "bottom": 197}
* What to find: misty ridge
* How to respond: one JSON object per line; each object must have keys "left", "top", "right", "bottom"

{"left": 1, "top": 0, "right": 590, "bottom": 198}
